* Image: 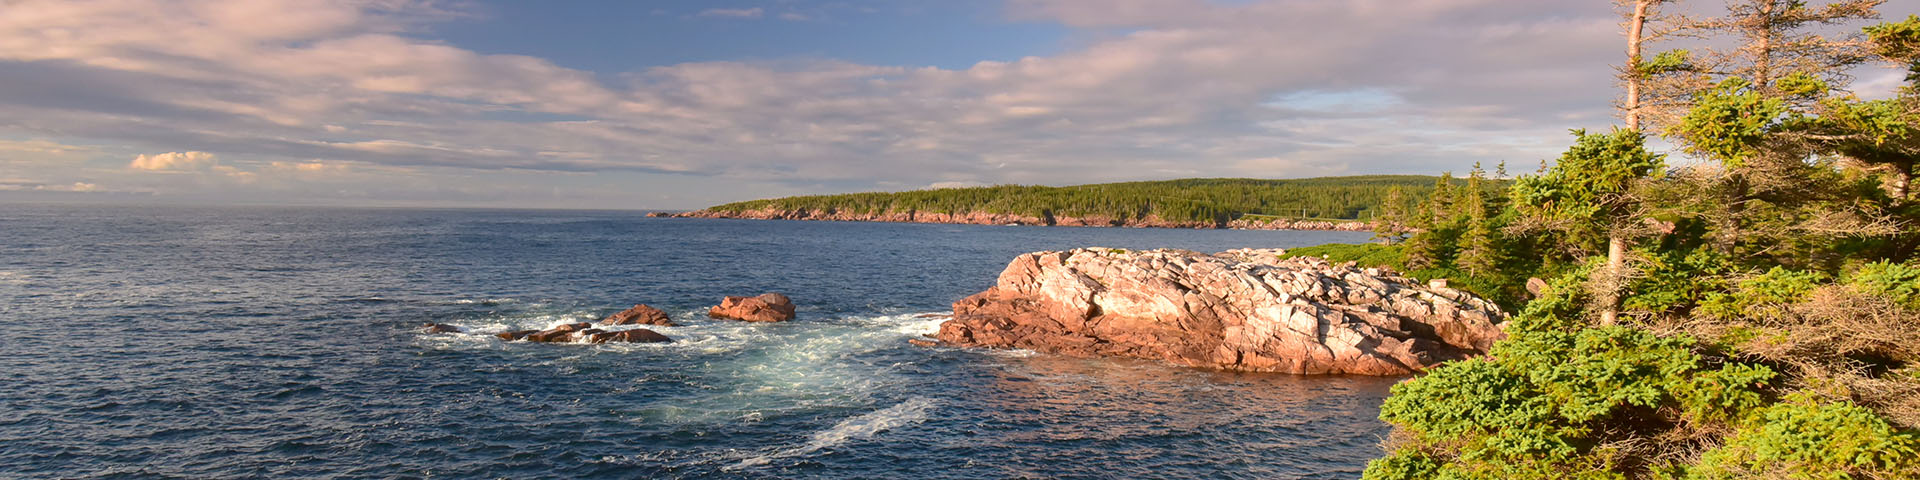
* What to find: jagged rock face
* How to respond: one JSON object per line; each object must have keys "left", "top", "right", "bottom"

{"left": 707, "top": 293, "right": 797, "bottom": 322}
{"left": 934, "top": 248, "right": 1507, "bottom": 375}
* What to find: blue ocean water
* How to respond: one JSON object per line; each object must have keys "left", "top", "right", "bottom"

{"left": 0, "top": 205, "right": 1394, "bottom": 479}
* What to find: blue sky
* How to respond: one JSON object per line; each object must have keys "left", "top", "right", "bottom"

{"left": 0, "top": 0, "right": 1913, "bottom": 209}
{"left": 429, "top": 1, "right": 1071, "bottom": 72}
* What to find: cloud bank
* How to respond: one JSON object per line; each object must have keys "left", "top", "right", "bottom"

{"left": 0, "top": 0, "right": 1683, "bottom": 208}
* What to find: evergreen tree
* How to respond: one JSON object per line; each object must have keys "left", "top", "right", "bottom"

{"left": 1372, "top": 186, "right": 1409, "bottom": 244}
{"left": 1457, "top": 164, "right": 1505, "bottom": 278}
{"left": 1668, "top": 0, "right": 1895, "bottom": 267}
{"left": 1404, "top": 173, "right": 1459, "bottom": 270}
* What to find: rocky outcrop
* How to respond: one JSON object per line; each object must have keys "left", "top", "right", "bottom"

{"left": 931, "top": 248, "right": 1507, "bottom": 375}
{"left": 665, "top": 208, "right": 1370, "bottom": 231}
{"left": 707, "top": 293, "right": 796, "bottom": 322}
{"left": 602, "top": 304, "right": 678, "bottom": 326}
{"left": 496, "top": 322, "right": 672, "bottom": 344}
{"left": 521, "top": 322, "right": 595, "bottom": 342}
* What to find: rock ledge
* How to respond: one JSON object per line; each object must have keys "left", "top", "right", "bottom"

{"left": 933, "top": 248, "right": 1506, "bottom": 375}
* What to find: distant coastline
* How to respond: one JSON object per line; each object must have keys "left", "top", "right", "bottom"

{"left": 654, "top": 208, "right": 1372, "bottom": 231}
{"left": 653, "top": 175, "right": 1450, "bottom": 232}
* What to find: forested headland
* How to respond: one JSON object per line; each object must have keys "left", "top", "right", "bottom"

{"left": 1301, "top": 2, "right": 1920, "bottom": 479}
{"left": 680, "top": 175, "right": 1481, "bottom": 228}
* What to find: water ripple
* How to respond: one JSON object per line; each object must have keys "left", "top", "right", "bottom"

{"left": 0, "top": 205, "right": 1388, "bottom": 479}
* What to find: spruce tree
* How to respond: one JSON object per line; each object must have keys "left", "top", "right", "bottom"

{"left": 1457, "top": 164, "right": 1504, "bottom": 278}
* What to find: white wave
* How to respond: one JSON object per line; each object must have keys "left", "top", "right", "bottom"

{"left": 982, "top": 348, "right": 1040, "bottom": 358}
{"left": 890, "top": 314, "right": 948, "bottom": 336}
{"left": 417, "top": 309, "right": 943, "bottom": 354}
{"left": 730, "top": 396, "right": 938, "bottom": 470}
{"left": 603, "top": 311, "right": 949, "bottom": 427}
{"left": 421, "top": 309, "right": 951, "bottom": 435}
{"left": 452, "top": 297, "right": 519, "bottom": 305}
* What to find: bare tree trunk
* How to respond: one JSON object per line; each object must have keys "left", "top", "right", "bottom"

{"left": 1603, "top": 0, "right": 1657, "bottom": 326}
{"left": 1602, "top": 236, "right": 1625, "bottom": 325}
{"left": 1752, "top": 1, "right": 1775, "bottom": 88}
{"left": 1894, "top": 162, "right": 1913, "bottom": 206}
{"left": 1626, "top": 0, "right": 1650, "bottom": 131}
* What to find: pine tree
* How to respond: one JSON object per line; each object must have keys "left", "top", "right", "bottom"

{"left": 1668, "top": 0, "right": 1892, "bottom": 266}
{"left": 1372, "top": 186, "right": 1409, "bottom": 244}
{"left": 1457, "top": 164, "right": 1504, "bottom": 278}
{"left": 1405, "top": 173, "right": 1459, "bottom": 270}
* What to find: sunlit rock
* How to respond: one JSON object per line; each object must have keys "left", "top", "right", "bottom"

{"left": 601, "top": 303, "right": 678, "bottom": 326}
{"left": 707, "top": 293, "right": 796, "bottom": 322}
{"left": 932, "top": 248, "right": 1507, "bottom": 375}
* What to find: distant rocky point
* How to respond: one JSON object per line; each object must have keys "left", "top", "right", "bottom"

{"left": 928, "top": 248, "right": 1506, "bottom": 375}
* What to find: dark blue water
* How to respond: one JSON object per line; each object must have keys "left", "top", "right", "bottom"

{"left": 0, "top": 205, "right": 1394, "bottom": 479}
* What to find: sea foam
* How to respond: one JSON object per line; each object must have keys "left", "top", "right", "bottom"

{"left": 729, "top": 396, "right": 938, "bottom": 470}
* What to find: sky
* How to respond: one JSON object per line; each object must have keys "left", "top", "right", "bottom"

{"left": 0, "top": 0, "right": 1915, "bottom": 210}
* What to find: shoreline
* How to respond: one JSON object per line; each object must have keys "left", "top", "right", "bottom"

{"left": 655, "top": 208, "right": 1373, "bottom": 232}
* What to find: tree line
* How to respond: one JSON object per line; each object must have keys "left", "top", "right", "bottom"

{"left": 703, "top": 175, "right": 1484, "bottom": 224}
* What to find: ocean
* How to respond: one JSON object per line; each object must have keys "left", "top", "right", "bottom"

{"left": 0, "top": 205, "right": 1394, "bottom": 479}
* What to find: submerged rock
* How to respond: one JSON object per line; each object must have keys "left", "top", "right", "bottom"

{"left": 496, "top": 322, "right": 673, "bottom": 344}
{"left": 707, "top": 293, "right": 796, "bottom": 322}
{"left": 421, "top": 322, "right": 461, "bottom": 334}
{"left": 933, "top": 248, "right": 1507, "bottom": 375}
{"left": 602, "top": 303, "right": 678, "bottom": 326}
{"left": 523, "top": 322, "right": 594, "bottom": 342}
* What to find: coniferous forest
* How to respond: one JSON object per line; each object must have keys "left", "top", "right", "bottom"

{"left": 704, "top": 176, "right": 1471, "bottom": 224}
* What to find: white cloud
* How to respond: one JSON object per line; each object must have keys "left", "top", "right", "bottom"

{"left": 269, "top": 160, "right": 350, "bottom": 174}
{"left": 42, "top": 181, "right": 100, "bottom": 192}
{"left": 129, "top": 151, "right": 217, "bottom": 171}
{"left": 698, "top": 7, "right": 764, "bottom": 19}
{"left": 0, "top": 139, "right": 94, "bottom": 155}
{"left": 926, "top": 180, "right": 988, "bottom": 189}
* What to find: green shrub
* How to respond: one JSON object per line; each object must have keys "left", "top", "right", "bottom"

{"left": 1370, "top": 327, "right": 1775, "bottom": 479}
{"left": 1673, "top": 363, "right": 1776, "bottom": 424}
{"left": 1279, "top": 242, "right": 1408, "bottom": 270}
{"left": 1699, "top": 267, "right": 1827, "bottom": 319}
{"left": 1692, "top": 393, "right": 1920, "bottom": 479}
{"left": 1362, "top": 450, "right": 1445, "bottom": 480}
{"left": 1624, "top": 247, "right": 1734, "bottom": 317}
{"left": 1507, "top": 259, "right": 1599, "bottom": 333}
{"left": 1847, "top": 260, "right": 1920, "bottom": 308}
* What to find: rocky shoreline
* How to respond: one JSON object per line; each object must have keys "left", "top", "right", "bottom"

{"left": 655, "top": 208, "right": 1370, "bottom": 231}
{"left": 926, "top": 248, "right": 1507, "bottom": 375}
